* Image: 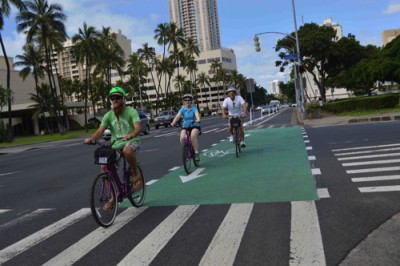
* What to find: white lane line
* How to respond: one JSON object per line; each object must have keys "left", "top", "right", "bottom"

{"left": 337, "top": 153, "right": 400, "bottom": 161}
{"left": 118, "top": 205, "right": 198, "bottom": 266}
{"left": 312, "top": 168, "right": 321, "bottom": 175}
{"left": 0, "top": 208, "right": 90, "bottom": 265}
{"left": 0, "top": 210, "right": 11, "bottom": 214}
{"left": 352, "top": 175, "right": 400, "bottom": 182}
{"left": 43, "top": 207, "right": 147, "bottom": 266}
{"left": 342, "top": 159, "right": 400, "bottom": 167}
{"left": 169, "top": 166, "right": 180, "bottom": 171}
{"left": 146, "top": 180, "right": 158, "bottom": 185}
{"left": 359, "top": 185, "right": 400, "bottom": 193}
{"left": 0, "top": 209, "right": 54, "bottom": 230}
{"left": 290, "top": 201, "right": 326, "bottom": 265}
{"left": 332, "top": 143, "right": 400, "bottom": 152}
{"left": 0, "top": 171, "right": 20, "bottom": 177}
{"left": 155, "top": 132, "right": 177, "bottom": 138}
{"left": 306, "top": 146, "right": 313, "bottom": 150}
{"left": 317, "top": 188, "right": 330, "bottom": 198}
{"left": 347, "top": 166, "right": 400, "bottom": 174}
{"left": 203, "top": 128, "right": 218, "bottom": 134}
{"left": 215, "top": 128, "right": 226, "bottom": 132}
{"left": 308, "top": 156, "right": 316, "bottom": 161}
{"left": 334, "top": 147, "right": 400, "bottom": 156}
{"left": 199, "top": 203, "right": 253, "bottom": 266}
{"left": 304, "top": 140, "right": 310, "bottom": 143}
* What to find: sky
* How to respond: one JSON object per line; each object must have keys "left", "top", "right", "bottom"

{"left": 1, "top": 0, "right": 400, "bottom": 92}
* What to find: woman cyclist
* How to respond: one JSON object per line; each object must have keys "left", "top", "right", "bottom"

{"left": 171, "top": 93, "right": 201, "bottom": 162}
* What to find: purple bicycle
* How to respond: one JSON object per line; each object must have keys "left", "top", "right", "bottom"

{"left": 175, "top": 123, "right": 199, "bottom": 174}
{"left": 87, "top": 136, "right": 145, "bottom": 227}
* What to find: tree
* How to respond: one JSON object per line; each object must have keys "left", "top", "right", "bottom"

{"left": 16, "top": 0, "right": 68, "bottom": 134}
{"left": 197, "top": 72, "right": 211, "bottom": 110}
{"left": 0, "top": 0, "right": 26, "bottom": 141}
{"left": 379, "top": 35, "right": 400, "bottom": 84}
{"left": 276, "top": 23, "right": 366, "bottom": 102}
{"left": 71, "top": 22, "right": 100, "bottom": 131}
{"left": 14, "top": 43, "right": 51, "bottom": 133}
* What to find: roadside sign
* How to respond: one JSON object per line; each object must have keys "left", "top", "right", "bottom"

{"left": 284, "top": 53, "right": 298, "bottom": 60}
{"left": 246, "top": 78, "right": 255, "bottom": 93}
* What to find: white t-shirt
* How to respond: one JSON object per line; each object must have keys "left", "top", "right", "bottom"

{"left": 222, "top": 95, "right": 246, "bottom": 116}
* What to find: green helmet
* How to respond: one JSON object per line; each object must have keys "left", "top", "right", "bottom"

{"left": 109, "top": 86, "right": 126, "bottom": 97}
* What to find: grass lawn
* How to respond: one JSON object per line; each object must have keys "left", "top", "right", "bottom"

{"left": 337, "top": 106, "right": 400, "bottom": 116}
{"left": 0, "top": 129, "right": 96, "bottom": 148}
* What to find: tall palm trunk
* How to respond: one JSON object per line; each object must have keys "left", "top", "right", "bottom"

{"left": 43, "top": 35, "right": 64, "bottom": 134}
{"left": 0, "top": 33, "right": 13, "bottom": 142}
{"left": 33, "top": 72, "right": 51, "bottom": 133}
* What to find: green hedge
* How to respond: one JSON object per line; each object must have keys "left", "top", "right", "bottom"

{"left": 323, "top": 94, "right": 400, "bottom": 114}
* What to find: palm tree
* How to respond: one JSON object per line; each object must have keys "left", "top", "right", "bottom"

{"left": 29, "top": 82, "right": 55, "bottom": 133}
{"left": 127, "top": 53, "right": 147, "bottom": 110}
{"left": 197, "top": 72, "right": 211, "bottom": 110}
{"left": 16, "top": 0, "right": 68, "bottom": 134}
{"left": 14, "top": 43, "right": 51, "bottom": 133}
{"left": 70, "top": 22, "right": 100, "bottom": 131}
{"left": 210, "top": 58, "right": 224, "bottom": 103}
{"left": 138, "top": 43, "right": 160, "bottom": 100}
{"left": 154, "top": 22, "right": 169, "bottom": 60}
{"left": 0, "top": 0, "right": 26, "bottom": 141}
{"left": 94, "top": 27, "right": 125, "bottom": 88}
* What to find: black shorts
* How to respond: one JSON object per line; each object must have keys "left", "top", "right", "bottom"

{"left": 182, "top": 126, "right": 202, "bottom": 135}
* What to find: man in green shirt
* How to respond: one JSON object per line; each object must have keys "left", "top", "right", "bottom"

{"left": 85, "top": 87, "right": 142, "bottom": 208}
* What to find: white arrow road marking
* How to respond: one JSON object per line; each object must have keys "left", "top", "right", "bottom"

{"left": 180, "top": 168, "right": 206, "bottom": 183}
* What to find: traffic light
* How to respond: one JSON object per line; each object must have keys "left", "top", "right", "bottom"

{"left": 253, "top": 35, "right": 261, "bottom": 52}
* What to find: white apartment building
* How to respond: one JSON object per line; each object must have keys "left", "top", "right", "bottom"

{"left": 51, "top": 29, "right": 132, "bottom": 84}
{"left": 269, "top": 80, "right": 280, "bottom": 96}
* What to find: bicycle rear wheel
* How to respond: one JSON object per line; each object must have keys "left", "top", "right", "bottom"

{"left": 127, "top": 164, "right": 146, "bottom": 207}
{"left": 183, "top": 142, "right": 193, "bottom": 174}
{"left": 90, "top": 173, "right": 117, "bottom": 227}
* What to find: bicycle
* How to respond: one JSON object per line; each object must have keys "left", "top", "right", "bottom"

{"left": 86, "top": 136, "right": 146, "bottom": 227}
{"left": 174, "top": 122, "right": 199, "bottom": 174}
{"left": 229, "top": 116, "right": 242, "bottom": 158}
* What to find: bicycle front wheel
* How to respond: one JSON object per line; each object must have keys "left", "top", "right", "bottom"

{"left": 127, "top": 164, "right": 146, "bottom": 207}
{"left": 183, "top": 142, "right": 193, "bottom": 174}
{"left": 90, "top": 173, "right": 118, "bottom": 227}
{"left": 234, "top": 130, "right": 240, "bottom": 158}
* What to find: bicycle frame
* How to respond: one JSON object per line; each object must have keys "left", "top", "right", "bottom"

{"left": 103, "top": 152, "right": 128, "bottom": 202}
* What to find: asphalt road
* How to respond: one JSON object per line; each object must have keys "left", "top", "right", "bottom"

{"left": 1, "top": 108, "right": 400, "bottom": 265}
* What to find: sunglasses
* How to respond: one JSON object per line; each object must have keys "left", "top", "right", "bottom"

{"left": 109, "top": 95, "right": 123, "bottom": 101}
{"left": 184, "top": 99, "right": 192, "bottom": 102}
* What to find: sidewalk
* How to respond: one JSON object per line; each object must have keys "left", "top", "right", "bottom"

{"left": 297, "top": 110, "right": 400, "bottom": 127}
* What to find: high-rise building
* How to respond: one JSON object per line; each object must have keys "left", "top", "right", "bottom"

{"left": 323, "top": 17, "right": 343, "bottom": 41}
{"left": 383, "top": 29, "right": 400, "bottom": 46}
{"left": 168, "top": 0, "right": 221, "bottom": 52}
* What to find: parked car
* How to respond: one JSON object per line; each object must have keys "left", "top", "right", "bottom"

{"left": 260, "top": 105, "right": 271, "bottom": 115}
{"left": 88, "top": 109, "right": 150, "bottom": 135}
{"left": 154, "top": 110, "right": 176, "bottom": 129}
{"left": 138, "top": 111, "right": 150, "bottom": 135}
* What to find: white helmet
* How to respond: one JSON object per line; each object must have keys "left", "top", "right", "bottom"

{"left": 226, "top": 87, "right": 237, "bottom": 94}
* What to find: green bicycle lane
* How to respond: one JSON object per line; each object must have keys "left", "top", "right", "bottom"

{"left": 122, "top": 126, "right": 319, "bottom": 207}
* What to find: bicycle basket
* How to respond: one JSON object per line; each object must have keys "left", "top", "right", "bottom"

{"left": 230, "top": 117, "right": 241, "bottom": 128}
{"left": 94, "top": 147, "right": 116, "bottom": 165}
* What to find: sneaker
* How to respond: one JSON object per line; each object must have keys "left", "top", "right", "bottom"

{"left": 195, "top": 153, "right": 200, "bottom": 162}
{"left": 240, "top": 140, "right": 246, "bottom": 148}
{"left": 229, "top": 135, "right": 233, "bottom": 143}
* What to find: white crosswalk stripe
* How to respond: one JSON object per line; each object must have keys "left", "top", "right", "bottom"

{"left": 0, "top": 201, "right": 327, "bottom": 265}
{"left": 333, "top": 142, "right": 400, "bottom": 194}
{"left": 0, "top": 208, "right": 90, "bottom": 264}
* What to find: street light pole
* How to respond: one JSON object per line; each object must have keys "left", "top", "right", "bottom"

{"left": 291, "top": 0, "right": 306, "bottom": 119}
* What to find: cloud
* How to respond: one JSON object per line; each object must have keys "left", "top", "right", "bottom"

{"left": 383, "top": 3, "right": 400, "bottom": 14}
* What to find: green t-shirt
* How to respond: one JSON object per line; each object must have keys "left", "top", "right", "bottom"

{"left": 101, "top": 107, "right": 141, "bottom": 149}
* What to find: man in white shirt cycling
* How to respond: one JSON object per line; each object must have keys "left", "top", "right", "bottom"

{"left": 221, "top": 87, "right": 247, "bottom": 148}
